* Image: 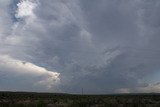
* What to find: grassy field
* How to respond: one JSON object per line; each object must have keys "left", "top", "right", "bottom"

{"left": 0, "top": 92, "right": 160, "bottom": 107}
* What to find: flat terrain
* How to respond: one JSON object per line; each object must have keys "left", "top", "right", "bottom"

{"left": 0, "top": 92, "right": 160, "bottom": 107}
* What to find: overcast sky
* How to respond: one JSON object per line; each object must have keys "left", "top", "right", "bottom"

{"left": 1, "top": 0, "right": 160, "bottom": 94}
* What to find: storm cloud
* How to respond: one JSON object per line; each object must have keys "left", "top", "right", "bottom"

{"left": 0, "top": 0, "right": 160, "bottom": 94}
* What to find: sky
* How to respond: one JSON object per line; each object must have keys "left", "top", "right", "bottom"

{"left": 0, "top": 0, "right": 160, "bottom": 94}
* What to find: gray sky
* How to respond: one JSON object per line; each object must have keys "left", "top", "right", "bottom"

{"left": 0, "top": 0, "right": 160, "bottom": 94}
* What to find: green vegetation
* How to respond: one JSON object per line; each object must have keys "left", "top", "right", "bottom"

{"left": 0, "top": 92, "right": 160, "bottom": 107}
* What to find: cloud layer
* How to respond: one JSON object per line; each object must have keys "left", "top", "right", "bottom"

{"left": 1, "top": 0, "right": 160, "bottom": 93}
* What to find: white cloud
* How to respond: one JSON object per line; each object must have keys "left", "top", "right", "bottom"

{"left": 15, "top": 0, "right": 37, "bottom": 20}
{"left": 137, "top": 83, "right": 160, "bottom": 93}
{"left": 0, "top": 54, "right": 60, "bottom": 91}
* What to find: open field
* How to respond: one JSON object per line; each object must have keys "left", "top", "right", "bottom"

{"left": 0, "top": 92, "right": 160, "bottom": 107}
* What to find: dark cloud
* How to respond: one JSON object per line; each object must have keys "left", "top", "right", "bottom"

{"left": 0, "top": 0, "right": 160, "bottom": 93}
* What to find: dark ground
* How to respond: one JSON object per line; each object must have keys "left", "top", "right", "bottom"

{"left": 0, "top": 92, "right": 160, "bottom": 107}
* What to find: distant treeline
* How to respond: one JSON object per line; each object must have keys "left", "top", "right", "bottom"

{"left": 0, "top": 91, "right": 160, "bottom": 107}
